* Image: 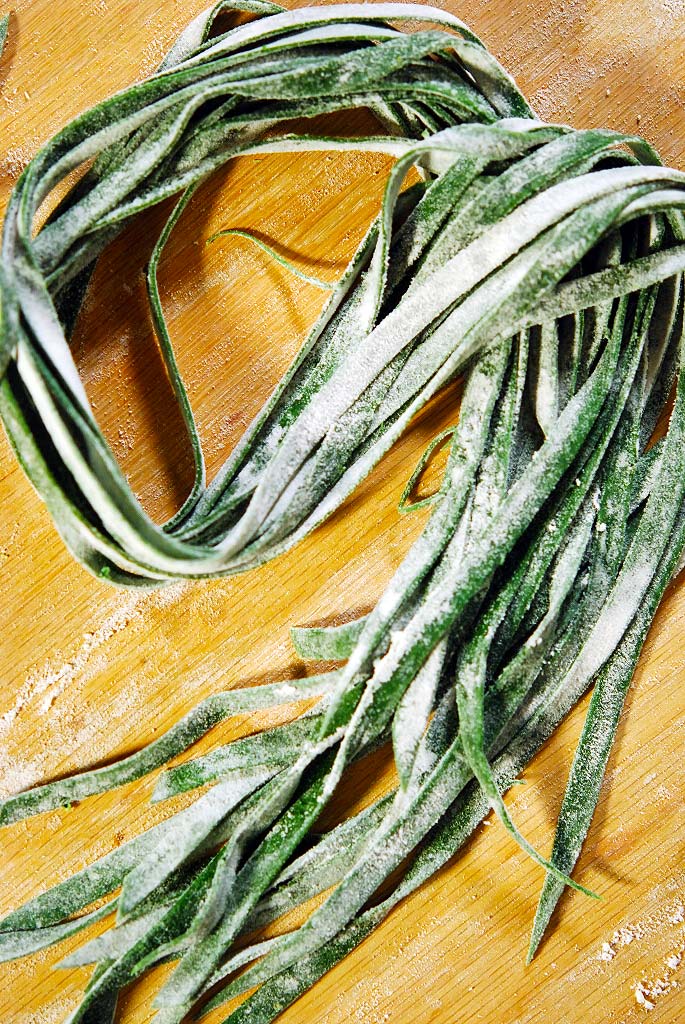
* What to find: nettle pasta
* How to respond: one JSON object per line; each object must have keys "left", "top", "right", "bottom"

{"left": 1, "top": 5, "right": 684, "bottom": 1023}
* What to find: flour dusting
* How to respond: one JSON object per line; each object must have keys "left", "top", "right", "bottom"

{"left": 0, "top": 583, "right": 188, "bottom": 797}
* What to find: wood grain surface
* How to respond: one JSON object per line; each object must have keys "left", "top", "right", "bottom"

{"left": 1, "top": 2, "right": 684, "bottom": 1023}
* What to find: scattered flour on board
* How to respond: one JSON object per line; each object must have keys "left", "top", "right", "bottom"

{"left": 14, "top": 996, "right": 77, "bottom": 1024}
{"left": 593, "top": 896, "right": 685, "bottom": 962}
{"left": 0, "top": 688, "right": 143, "bottom": 801}
{"left": 588, "top": 889, "right": 685, "bottom": 1012}
{"left": 3, "top": 593, "right": 141, "bottom": 728}
{"left": 634, "top": 949, "right": 683, "bottom": 1012}
{"left": 0, "top": 582, "right": 187, "bottom": 797}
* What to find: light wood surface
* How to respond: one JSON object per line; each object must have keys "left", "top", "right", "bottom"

{"left": 1, "top": 2, "right": 684, "bottom": 1023}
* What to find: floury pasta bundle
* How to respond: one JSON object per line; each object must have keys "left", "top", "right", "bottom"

{"left": 1, "top": 5, "right": 684, "bottom": 1023}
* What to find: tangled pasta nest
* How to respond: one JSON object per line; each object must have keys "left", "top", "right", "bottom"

{"left": 1, "top": 4, "right": 684, "bottom": 1023}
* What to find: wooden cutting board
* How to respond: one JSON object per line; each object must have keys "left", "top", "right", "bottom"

{"left": 1, "top": 2, "right": 683, "bottom": 1022}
